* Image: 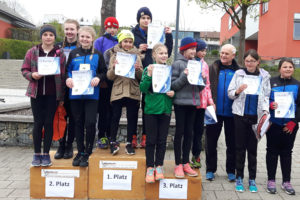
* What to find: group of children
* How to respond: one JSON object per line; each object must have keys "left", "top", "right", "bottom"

{"left": 21, "top": 6, "right": 299, "bottom": 195}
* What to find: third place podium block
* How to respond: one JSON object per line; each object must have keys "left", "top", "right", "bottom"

{"left": 88, "top": 144, "right": 146, "bottom": 199}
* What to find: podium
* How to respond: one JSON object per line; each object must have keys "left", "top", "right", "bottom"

{"left": 145, "top": 160, "right": 202, "bottom": 200}
{"left": 30, "top": 152, "right": 88, "bottom": 199}
{"left": 88, "top": 144, "right": 146, "bottom": 199}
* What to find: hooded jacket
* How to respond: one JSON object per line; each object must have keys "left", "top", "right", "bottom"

{"left": 94, "top": 33, "right": 118, "bottom": 54}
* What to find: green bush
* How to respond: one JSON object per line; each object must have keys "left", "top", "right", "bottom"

{"left": 0, "top": 38, "right": 39, "bottom": 59}
{"left": 210, "top": 49, "right": 219, "bottom": 56}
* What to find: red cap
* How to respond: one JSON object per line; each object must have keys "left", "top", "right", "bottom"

{"left": 104, "top": 17, "right": 119, "bottom": 29}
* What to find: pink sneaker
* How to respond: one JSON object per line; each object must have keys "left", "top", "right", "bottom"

{"left": 174, "top": 164, "right": 184, "bottom": 178}
{"left": 183, "top": 163, "right": 198, "bottom": 177}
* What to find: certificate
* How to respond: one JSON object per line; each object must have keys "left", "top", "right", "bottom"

{"left": 72, "top": 70, "right": 94, "bottom": 95}
{"left": 187, "top": 60, "right": 204, "bottom": 85}
{"left": 147, "top": 23, "right": 165, "bottom": 49}
{"left": 243, "top": 75, "right": 262, "bottom": 94}
{"left": 152, "top": 64, "right": 172, "bottom": 93}
{"left": 115, "top": 52, "right": 137, "bottom": 79}
{"left": 38, "top": 57, "right": 60, "bottom": 75}
{"left": 274, "top": 92, "right": 295, "bottom": 118}
{"left": 204, "top": 105, "right": 218, "bottom": 125}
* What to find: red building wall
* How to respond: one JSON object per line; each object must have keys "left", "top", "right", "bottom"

{"left": 245, "top": 40, "right": 258, "bottom": 52}
{"left": 220, "top": 9, "right": 239, "bottom": 45}
{"left": 0, "top": 20, "right": 14, "bottom": 38}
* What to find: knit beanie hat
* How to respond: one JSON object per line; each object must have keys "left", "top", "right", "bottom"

{"left": 196, "top": 39, "right": 207, "bottom": 52}
{"left": 117, "top": 30, "right": 134, "bottom": 43}
{"left": 137, "top": 7, "right": 152, "bottom": 23}
{"left": 104, "top": 17, "right": 119, "bottom": 29}
{"left": 179, "top": 37, "right": 197, "bottom": 51}
{"left": 40, "top": 24, "right": 56, "bottom": 38}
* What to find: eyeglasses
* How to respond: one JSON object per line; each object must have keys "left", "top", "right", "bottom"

{"left": 245, "top": 60, "right": 257, "bottom": 64}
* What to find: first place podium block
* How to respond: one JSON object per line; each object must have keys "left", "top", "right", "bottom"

{"left": 88, "top": 144, "right": 146, "bottom": 199}
{"left": 30, "top": 151, "right": 88, "bottom": 199}
{"left": 145, "top": 160, "right": 202, "bottom": 200}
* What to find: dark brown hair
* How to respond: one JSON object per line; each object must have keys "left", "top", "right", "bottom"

{"left": 278, "top": 57, "right": 294, "bottom": 70}
{"left": 244, "top": 49, "right": 260, "bottom": 61}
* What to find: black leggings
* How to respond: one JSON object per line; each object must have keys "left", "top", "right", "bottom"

{"left": 173, "top": 105, "right": 196, "bottom": 165}
{"left": 97, "top": 87, "right": 112, "bottom": 139}
{"left": 192, "top": 108, "right": 205, "bottom": 158}
{"left": 31, "top": 95, "right": 57, "bottom": 154}
{"left": 145, "top": 114, "right": 171, "bottom": 167}
{"left": 71, "top": 99, "right": 98, "bottom": 154}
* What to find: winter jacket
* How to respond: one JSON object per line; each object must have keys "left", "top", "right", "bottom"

{"left": 196, "top": 58, "right": 214, "bottom": 109}
{"left": 57, "top": 40, "right": 78, "bottom": 50}
{"left": 140, "top": 66, "right": 173, "bottom": 114}
{"left": 94, "top": 33, "right": 118, "bottom": 54}
{"left": 269, "top": 76, "right": 300, "bottom": 126}
{"left": 107, "top": 44, "right": 143, "bottom": 102}
{"left": 66, "top": 47, "right": 107, "bottom": 100}
{"left": 209, "top": 59, "right": 240, "bottom": 116}
{"left": 21, "top": 44, "right": 66, "bottom": 101}
{"left": 228, "top": 68, "right": 271, "bottom": 122}
{"left": 171, "top": 53, "right": 205, "bottom": 106}
{"left": 131, "top": 24, "right": 173, "bottom": 67}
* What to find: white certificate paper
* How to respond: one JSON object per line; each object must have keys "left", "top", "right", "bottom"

{"left": 45, "top": 177, "right": 75, "bottom": 198}
{"left": 63, "top": 49, "right": 71, "bottom": 62}
{"left": 72, "top": 70, "right": 94, "bottom": 95}
{"left": 38, "top": 57, "right": 60, "bottom": 75}
{"left": 102, "top": 170, "right": 132, "bottom": 191}
{"left": 147, "top": 23, "right": 165, "bottom": 49}
{"left": 115, "top": 52, "right": 137, "bottom": 79}
{"left": 274, "top": 92, "right": 295, "bottom": 118}
{"left": 204, "top": 105, "right": 218, "bottom": 125}
{"left": 243, "top": 75, "right": 262, "bottom": 94}
{"left": 187, "top": 60, "right": 204, "bottom": 85}
{"left": 159, "top": 179, "right": 188, "bottom": 199}
{"left": 152, "top": 64, "right": 172, "bottom": 93}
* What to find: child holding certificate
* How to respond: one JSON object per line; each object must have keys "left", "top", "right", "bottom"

{"left": 107, "top": 30, "right": 143, "bottom": 155}
{"left": 266, "top": 58, "right": 300, "bottom": 195}
{"left": 228, "top": 49, "right": 271, "bottom": 193}
{"left": 66, "top": 26, "right": 107, "bottom": 167}
{"left": 140, "top": 43, "right": 174, "bottom": 183}
{"left": 190, "top": 39, "right": 215, "bottom": 169}
{"left": 132, "top": 7, "right": 173, "bottom": 148}
{"left": 55, "top": 19, "right": 80, "bottom": 160}
{"left": 171, "top": 37, "right": 205, "bottom": 178}
{"left": 21, "top": 24, "right": 66, "bottom": 167}
{"left": 94, "top": 17, "right": 119, "bottom": 150}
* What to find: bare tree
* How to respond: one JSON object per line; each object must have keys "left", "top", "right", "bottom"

{"left": 100, "top": 0, "right": 116, "bottom": 36}
{"left": 1, "top": 0, "right": 33, "bottom": 22}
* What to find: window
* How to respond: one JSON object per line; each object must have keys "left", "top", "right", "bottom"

{"left": 262, "top": 2, "right": 269, "bottom": 14}
{"left": 294, "top": 13, "right": 300, "bottom": 40}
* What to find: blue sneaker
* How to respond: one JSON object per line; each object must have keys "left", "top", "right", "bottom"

{"left": 206, "top": 172, "right": 215, "bottom": 181}
{"left": 235, "top": 177, "right": 245, "bottom": 192}
{"left": 97, "top": 137, "right": 109, "bottom": 149}
{"left": 41, "top": 154, "right": 52, "bottom": 166}
{"left": 31, "top": 154, "right": 41, "bottom": 167}
{"left": 249, "top": 179, "right": 258, "bottom": 193}
{"left": 228, "top": 173, "right": 236, "bottom": 182}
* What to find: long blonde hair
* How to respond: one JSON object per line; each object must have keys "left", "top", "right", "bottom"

{"left": 78, "top": 26, "right": 97, "bottom": 60}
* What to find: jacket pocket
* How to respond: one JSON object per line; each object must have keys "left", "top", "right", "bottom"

{"left": 113, "top": 81, "right": 123, "bottom": 96}
{"left": 130, "top": 80, "right": 140, "bottom": 96}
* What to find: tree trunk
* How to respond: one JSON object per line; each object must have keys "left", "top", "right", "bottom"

{"left": 237, "top": 5, "right": 248, "bottom": 66}
{"left": 100, "top": 0, "right": 116, "bottom": 36}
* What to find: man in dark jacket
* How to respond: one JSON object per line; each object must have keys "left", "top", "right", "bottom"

{"left": 131, "top": 7, "right": 173, "bottom": 148}
{"left": 205, "top": 44, "right": 240, "bottom": 182}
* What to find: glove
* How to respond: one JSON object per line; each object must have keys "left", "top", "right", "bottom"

{"left": 285, "top": 121, "right": 296, "bottom": 133}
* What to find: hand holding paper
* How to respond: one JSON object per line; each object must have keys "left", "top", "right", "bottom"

{"left": 32, "top": 72, "right": 43, "bottom": 80}
{"left": 66, "top": 78, "right": 74, "bottom": 88}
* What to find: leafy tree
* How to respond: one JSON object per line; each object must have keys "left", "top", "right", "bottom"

{"left": 100, "top": 0, "right": 116, "bottom": 36}
{"left": 192, "top": 0, "right": 269, "bottom": 64}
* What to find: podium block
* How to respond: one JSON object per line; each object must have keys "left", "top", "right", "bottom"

{"left": 30, "top": 151, "right": 88, "bottom": 199}
{"left": 145, "top": 160, "right": 202, "bottom": 200}
{"left": 88, "top": 144, "right": 146, "bottom": 199}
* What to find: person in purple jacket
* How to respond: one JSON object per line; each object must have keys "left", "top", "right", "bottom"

{"left": 94, "top": 17, "right": 119, "bottom": 149}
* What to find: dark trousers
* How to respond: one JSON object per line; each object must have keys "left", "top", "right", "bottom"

{"left": 31, "top": 95, "right": 57, "bottom": 154}
{"left": 71, "top": 99, "right": 98, "bottom": 154}
{"left": 59, "top": 98, "right": 75, "bottom": 148}
{"left": 97, "top": 87, "right": 112, "bottom": 139}
{"left": 266, "top": 123, "right": 298, "bottom": 182}
{"left": 192, "top": 108, "right": 205, "bottom": 158}
{"left": 174, "top": 105, "right": 196, "bottom": 165}
{"left": 234, "top": 115, "right": 258, "bottom": 179}
{"left": 110, "top": 97, "right": 139, "bottom": 143}
{"left": 205, "top": 115, "right": 235, "bottom": 174}
{"left": 145, "top": 114, "right": 171, "bottom": 167}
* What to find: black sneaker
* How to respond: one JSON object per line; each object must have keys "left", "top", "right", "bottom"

{"left": 63, "top": 145, "right": 73, "bottom": 159}
{"left": 80, "top": 153, "right": 89, "bottom": 167}
{"left": 110, "top": 142, "right": 120, "bottom": 155}
{"left": 54, "top": 145, "right": 65, "bottom": 159}
{"left": 125, "top": 143, "right": 135, "bottom": 155}
{"left": 72, "top": 153, "right": 82, "bottom": 166}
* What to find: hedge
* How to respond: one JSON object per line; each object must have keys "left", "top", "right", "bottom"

{"left": 0, "top": 38, "right": 39, "bottom": 59}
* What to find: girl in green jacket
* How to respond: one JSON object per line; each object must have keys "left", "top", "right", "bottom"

{"left": 140, "top": 43, "right": 174, "bottom": 183}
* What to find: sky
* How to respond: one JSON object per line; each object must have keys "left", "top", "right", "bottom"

{"left": 15, "top": 0, "right": 223, "bottom": 31}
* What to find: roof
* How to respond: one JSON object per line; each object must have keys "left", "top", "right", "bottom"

{"left": 0, "top": 2, "right": 35, "bottom": 29}
{"left": 200, "top": 31, "right": 220, "bottom": 39}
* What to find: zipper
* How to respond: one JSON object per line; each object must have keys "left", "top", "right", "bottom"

{"left": 43, "top": 52, "right": 49, "bottom": 95}
{"left": 222, "top": 70, "right": 227, "bottom": 114}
